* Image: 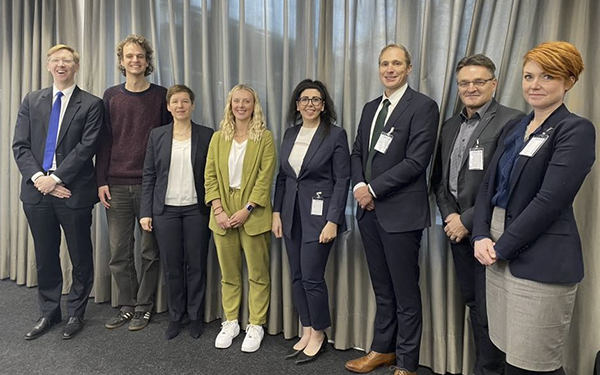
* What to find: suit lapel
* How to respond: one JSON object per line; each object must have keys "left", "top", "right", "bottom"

{"left": 161, "top": 125, "right": 173, "bottom": 172}
{"left": 191, "top": 123, "right": 200, "bottom": 168}
{"left": 41, "top": 88, "right": 53, "bottom": 135}
{"left": 240, "top": 137, "right": 257, "bottom": 190}
{"left": 362, "top": 100, "right": 380, "bottom": 159}
{"left": 508, "top": 105, "right": 570, "bottom": 197}
{"left": 220, "top": 137, "right": 233, "bottom": 190}
{"left": 56, "top": 86, "right": 82, "bottom": 147}
{"left": 280, "top": 126, "right": 301, "bottom": 176}
{"left": 298, "top": 124, "right": 325, "bottom": 179}
{"left": 383, "top": 88, "right": 413, "bottom": 132}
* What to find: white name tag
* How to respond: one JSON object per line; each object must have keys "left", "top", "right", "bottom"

{"left": 374, "top": 127, "right": 394, "bottom": 154}
{"left": 469, "top": 147, "right": 484, "bottom": 170}
{"left": 519, "top": 135, "right": 548, "bottom": 157}
{"left": 311, "top": 192, "right": 324, "bottom": 216}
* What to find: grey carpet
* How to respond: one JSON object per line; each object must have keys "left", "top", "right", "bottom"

{"left": 0, "top": 279, "right": 438, "bottom": 375}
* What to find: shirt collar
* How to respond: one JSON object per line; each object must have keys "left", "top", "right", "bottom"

{"left": 382, "top": 83, "right": 408, "bottom": 107}
{"left": 53, "top": 83, "right": 76, "bottom": 99}
{"left": 460, "top": 99, "right": 493, "bottom": 122}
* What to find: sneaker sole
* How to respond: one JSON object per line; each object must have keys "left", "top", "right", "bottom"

{"left": 105, "top": 321, "right": 129, "bottom": 329}
{"left": 215, "top": 332, "right": 240, "bottom": 349}
{"left": 128, "top": 322, "right": 149, "bottom": 331}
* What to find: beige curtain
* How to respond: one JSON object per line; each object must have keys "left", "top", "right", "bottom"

{"left": 1, "top": 1, "right": 598, "bottom": 374}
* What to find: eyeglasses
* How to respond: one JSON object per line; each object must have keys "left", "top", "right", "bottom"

{"left": 298, "top": 97, "right": 323, "bottom": 106}
{"left": 457, "top": 77, "right": 495, "bottom": 88}
{"left": 48, "top": 58, "right": 75, "bottom": 65}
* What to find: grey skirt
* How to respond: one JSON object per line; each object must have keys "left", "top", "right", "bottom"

{"left": 486, "top": 206, "right": 578, "bottom": 371}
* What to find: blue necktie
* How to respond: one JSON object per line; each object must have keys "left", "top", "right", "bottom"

{"left": 42, "top": 91, "right": 63, "bottom": 171}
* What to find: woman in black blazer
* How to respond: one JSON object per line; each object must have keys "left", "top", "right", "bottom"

{"left": 472, "top": 42, "right": 595, "bottom": 374}
{"left": 140, "top": 85, "right": 213, "bottom": 340}
{"left": 272, "top": 79, "right": 350, "bottom": 364}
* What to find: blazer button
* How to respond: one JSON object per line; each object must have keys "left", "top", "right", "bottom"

{"left": 506, "top": 213, "right": 512, "bottom": 220}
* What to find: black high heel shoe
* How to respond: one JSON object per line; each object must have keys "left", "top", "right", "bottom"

{"left": 295, "top": 333, "right": 328, "bottom": 365}
{"left": 284, "top": 346, "right": 303, "bottom": 360}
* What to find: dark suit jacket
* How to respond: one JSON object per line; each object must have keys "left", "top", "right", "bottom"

{"left": 432, "top": 99, "right": 524, "bottom": 231}
{"left": 472, "top": 105, "right": 595, "bottom": 283}
{"left": 273, "top": 124, "right": 350, "bottom": 242}
{"left": 13, "top": 86, "right": 104, "bottom": 208}
{"left": 350, "top": 87, "right": 440, "bottom": 233}
{"left": 141, "top": 122, "right": 214, "bottom": 218}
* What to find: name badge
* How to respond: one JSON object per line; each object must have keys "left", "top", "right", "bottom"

{"left": 519, "top": 134, "right": 548, "bottom": 157}
{"left": 469, "top": 140, "right": 484, "bottom": 170}
{"left": 374, "top": 127, "right": 395, "bottom": 154}
{"left": 311, "top": 192, "right": 324, "bottom": 216}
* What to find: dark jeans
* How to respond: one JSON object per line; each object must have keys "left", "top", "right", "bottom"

{"left": 23, "top": 196, "right": 94, "bottom": 320}
{"left": 106, "top": 184, "right": 159, "bottom": 312}
{"left": 153, "top": 204, "right": 211, "bottom": 322}
{"left": 451, "top": 240, "right": 505, "bottom": 375}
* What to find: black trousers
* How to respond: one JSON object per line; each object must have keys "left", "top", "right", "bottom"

{"left": 283, "top": 201, "right": 333, "bottom": 331}
{"left": 358, "top": 210, "right": 422, "bottom": 372}
{"left": 153, "top": 205, "right": 210, "bottom": 322}
{"left": 451, "top": 240, "right": 505, "bottom": 375}
{"left": 23, "top": 196, "right": 94, "bottom": 320}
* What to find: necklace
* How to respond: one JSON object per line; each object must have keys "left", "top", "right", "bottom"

{"left": 174, "top": 128, "right": 191, "bottom": 137}
{"left": 234, "top": 132, "right": 248, "bottom": 137}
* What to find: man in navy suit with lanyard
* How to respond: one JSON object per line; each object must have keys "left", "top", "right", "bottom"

{"left": 346, "top": 44, "right": 439, "bottom": 375}
{"left": 13, "top": 44, "right": 103, "bottom": 340}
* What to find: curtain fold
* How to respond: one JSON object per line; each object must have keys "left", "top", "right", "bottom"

{"left": 1, "top": 1, "right": 598, "bottom": 374}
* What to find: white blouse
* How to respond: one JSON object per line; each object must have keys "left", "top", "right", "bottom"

{"left": 229, "top": 139, "right": 248, "bottom": 189}
{"left": 165, "top": 138, "right": 197, "bottom": 206}
{"left": 288, "top": 126, "right": 318, "bottom": 177}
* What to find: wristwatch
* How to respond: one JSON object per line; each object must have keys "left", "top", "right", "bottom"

{"left": 246, "top": 204, "right": 254, "bottom": 213}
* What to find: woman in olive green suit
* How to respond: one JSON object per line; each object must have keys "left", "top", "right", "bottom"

{"left": 205, "top": 84, "right": 276, "bottom": 353}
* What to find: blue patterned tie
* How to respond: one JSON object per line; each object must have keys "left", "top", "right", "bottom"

{"left": 42, "top": 91, "right": 63, "bottom": 171}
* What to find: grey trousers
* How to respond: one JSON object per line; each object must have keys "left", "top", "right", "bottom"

{"left": 106, "top": 184, "right": 159, "bottom": 312}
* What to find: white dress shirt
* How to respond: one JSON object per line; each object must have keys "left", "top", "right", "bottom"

{"left": 165, "top": 138, "right": 197, "bottom": 206}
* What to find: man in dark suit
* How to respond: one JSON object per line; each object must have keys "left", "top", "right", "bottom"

{"left": 431, "top": 54, "right": 524, "bottom": 374}
{"left": 345, "top": 44, "right": 440, "bottom": 375}
{"left": 13, "top": 44, "right": 103, "bottom": 340}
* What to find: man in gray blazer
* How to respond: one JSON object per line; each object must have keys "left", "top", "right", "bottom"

{"left": 431, "top": 54, "right": 524, "bottom": 374}
{"left": 13, "top": 44, "right": 103, "bottom": 340}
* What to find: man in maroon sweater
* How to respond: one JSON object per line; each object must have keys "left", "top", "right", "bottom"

{"left": 96, "top": 35, "right": 171, "bottom": 331}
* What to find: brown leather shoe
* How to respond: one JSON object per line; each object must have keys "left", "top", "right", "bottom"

{"left": 344, "top": 351, "right": 396, "bottom": 373}
{"left": 390, "top": 366, "right": 417, "bottom": 375}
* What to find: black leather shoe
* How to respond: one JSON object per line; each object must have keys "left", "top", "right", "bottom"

{"left": 284, "top": 346, "right": 303, "bottom": 360}
{"left": 189, "top": 319, "right": 204, "bottom": 339}
{"left": 25, "top": 317, "right": 57, "bottom": 340}
{"left": 166, "top": 320, "right": 182, "bottom": 340}
{"left": 295, "top": 333, "right": 328, "bottom": 365}
{"left": 62, "top": 316, "right": 84, "bottom": 340}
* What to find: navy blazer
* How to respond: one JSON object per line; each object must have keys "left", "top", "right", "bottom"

{"left": 273, "top": 124, "right": 350, "bottom": 242}
{"left": 472, "top": 105, "right": 596, "bottom": 284}
{"left": 432, "top": 99, "right": 524, "bottom": 231}
{"left": 141, "top": 122, "right": 214, "bottom": 218}
{"left": 13, "top": 86, "right": 104, "bottom": 208}
{"left": 350, "top": 87, "right": 440, "bottom": 233}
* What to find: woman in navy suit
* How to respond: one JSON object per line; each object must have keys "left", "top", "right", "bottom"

{"left": 472, "top": 42, "right": 595, "bottom": 374}
{"left": 272, "top": 79, "right": 350, "bottom": 364}
{"left": 140, "top": 85, "right": 213, "bottom": 340}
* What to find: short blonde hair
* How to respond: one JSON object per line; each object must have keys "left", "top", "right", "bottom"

{"left": 379, "top": 43, "right": 412, "bottom": 66}
{"left": 220, "top": 85, "right": 267, "bottom": 142}
{"left": 47, "top": 44, "right": 80, "bottom": 65}
{"left": 524, "top": 41, "right": 584, "bottom": 84}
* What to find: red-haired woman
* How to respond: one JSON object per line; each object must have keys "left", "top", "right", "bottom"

{"left": 472, "top": 41, "right": 595, "bottom": 374}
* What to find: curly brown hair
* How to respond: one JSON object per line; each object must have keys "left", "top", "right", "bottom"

{"left": 116, "top": 34, "right": 155, "bottom": 77}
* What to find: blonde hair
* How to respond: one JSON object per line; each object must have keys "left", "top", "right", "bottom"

{"left": 379, "top": 43, "right": 412, "bottom": 66}
{"left": 220, "top": 84, "right": 267, "bottom": 142}
{"left": 47, "top": 44, "right": 80, "bottom": 65}
{"left": 524, "top": 41, "right": 584, "bottom": 83}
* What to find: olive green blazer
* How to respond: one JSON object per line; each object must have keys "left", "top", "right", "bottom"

{"left": 204, "top": 129, "right": 276, "bottom": 236}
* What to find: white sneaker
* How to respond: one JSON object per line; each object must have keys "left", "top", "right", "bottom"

{"left": 241, "top": 324, "right": 264, "bottom": 353}
{"left": 215, "top": 320, "right": 240, "bottom": 349}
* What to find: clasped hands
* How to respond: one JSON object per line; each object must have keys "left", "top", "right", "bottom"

{"left": 474, "top": 237, "right": 497, "bottom": 266}
{"left": 34, "top": 175, "right": 71, "bottom": 199}
{"left": 443, "top": 213, "right": 469, "bottom": 243}
{"left": 353, "top": 185, "right": 374, "bottom": 211}
{"left": 215, "top": 208, "right": 250, "bottom": 230}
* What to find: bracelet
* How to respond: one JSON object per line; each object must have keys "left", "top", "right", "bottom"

{"left": 213, "top": 207, "right": 224, "bottom": 215}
